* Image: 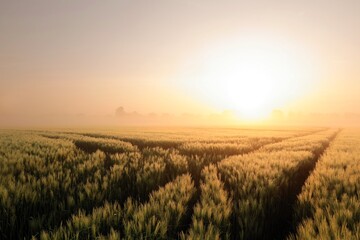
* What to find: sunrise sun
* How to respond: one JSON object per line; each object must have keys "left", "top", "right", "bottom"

{"left": 179, "top": 35, "right": 317, "bottom": 121}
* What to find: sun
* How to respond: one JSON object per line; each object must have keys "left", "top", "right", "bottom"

{"left": 177, "top": 35, "right": 317, "bottom": 121}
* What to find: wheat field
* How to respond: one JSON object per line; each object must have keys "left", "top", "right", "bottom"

{"left": 1, "top": 127, "right": 359, "bottom": 239}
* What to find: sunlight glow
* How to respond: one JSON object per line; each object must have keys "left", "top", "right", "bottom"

{"left": 178, "top": 36, "right": 317, "bottom": 121}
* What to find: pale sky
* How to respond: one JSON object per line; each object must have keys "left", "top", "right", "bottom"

{"left": 1, "top": 0, "right": 360, "bottom": 125}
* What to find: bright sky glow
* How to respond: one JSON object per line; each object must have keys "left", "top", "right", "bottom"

{"left": 178, "top": 36, "right": 317, "bottom": 120}
{"left": 1, "top": 0, "right": 360, "bottom": 126}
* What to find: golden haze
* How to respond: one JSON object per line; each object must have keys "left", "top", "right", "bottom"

{"left": 0, "top": 1, "right": 360, "bottom": 127}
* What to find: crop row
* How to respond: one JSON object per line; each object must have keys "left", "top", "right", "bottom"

{"left": 261, "top": 128, "right": 338, "bottom": 155}
{"left": 218, "top": 151, "right": 314, "bottom": 239}
{"left": 290, "top": 130, "right": 360, "bottom": 239}
{"left": 181, "top": 164, "right": 232, "bottom": 239}
{"left": 0, "top": 133, "right": 188, "bottom": 239}
{"left": 39, "top": 174, "right": 195, "bottom": 239}
{"left": 55, "top": 134, "right": 137, "bottom": 154}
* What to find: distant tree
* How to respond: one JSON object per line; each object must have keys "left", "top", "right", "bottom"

{"left": 115, "top": 106, "right": 125, "bottom": 116}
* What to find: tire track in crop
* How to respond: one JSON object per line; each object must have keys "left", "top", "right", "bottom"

{"left": 42, "top": 130, "right": 327, "bottom": 190}
{"left": 40, "top": 129, "right": 332, "bottom": 239}
{"left": 41, "top": 129, "right": 329, "bottom": 193}
{"left": 179, "top": 128, "right": 331, "bottom": 238}
{"left": 210, "top": 129, "right": 340, "bottom": 240}
{"left": 77, "top": 132, "right": 183, "bottom": 150}
{"left": 72, "top": 128, "right": 327, "bottom": 151}
{"left": 279, "top": 129, "right": 341, "bottom": 240}
{"left": 187, "top": 128, "right": 328, "bottom": 187}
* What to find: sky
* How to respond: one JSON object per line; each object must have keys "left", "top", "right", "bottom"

{"left": 1, "top": 0, "right": 360, "bottom": 126}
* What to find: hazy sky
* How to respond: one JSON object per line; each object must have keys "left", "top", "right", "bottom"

{"left": 1, "top": 0, "right": 360, "bottom": 123}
